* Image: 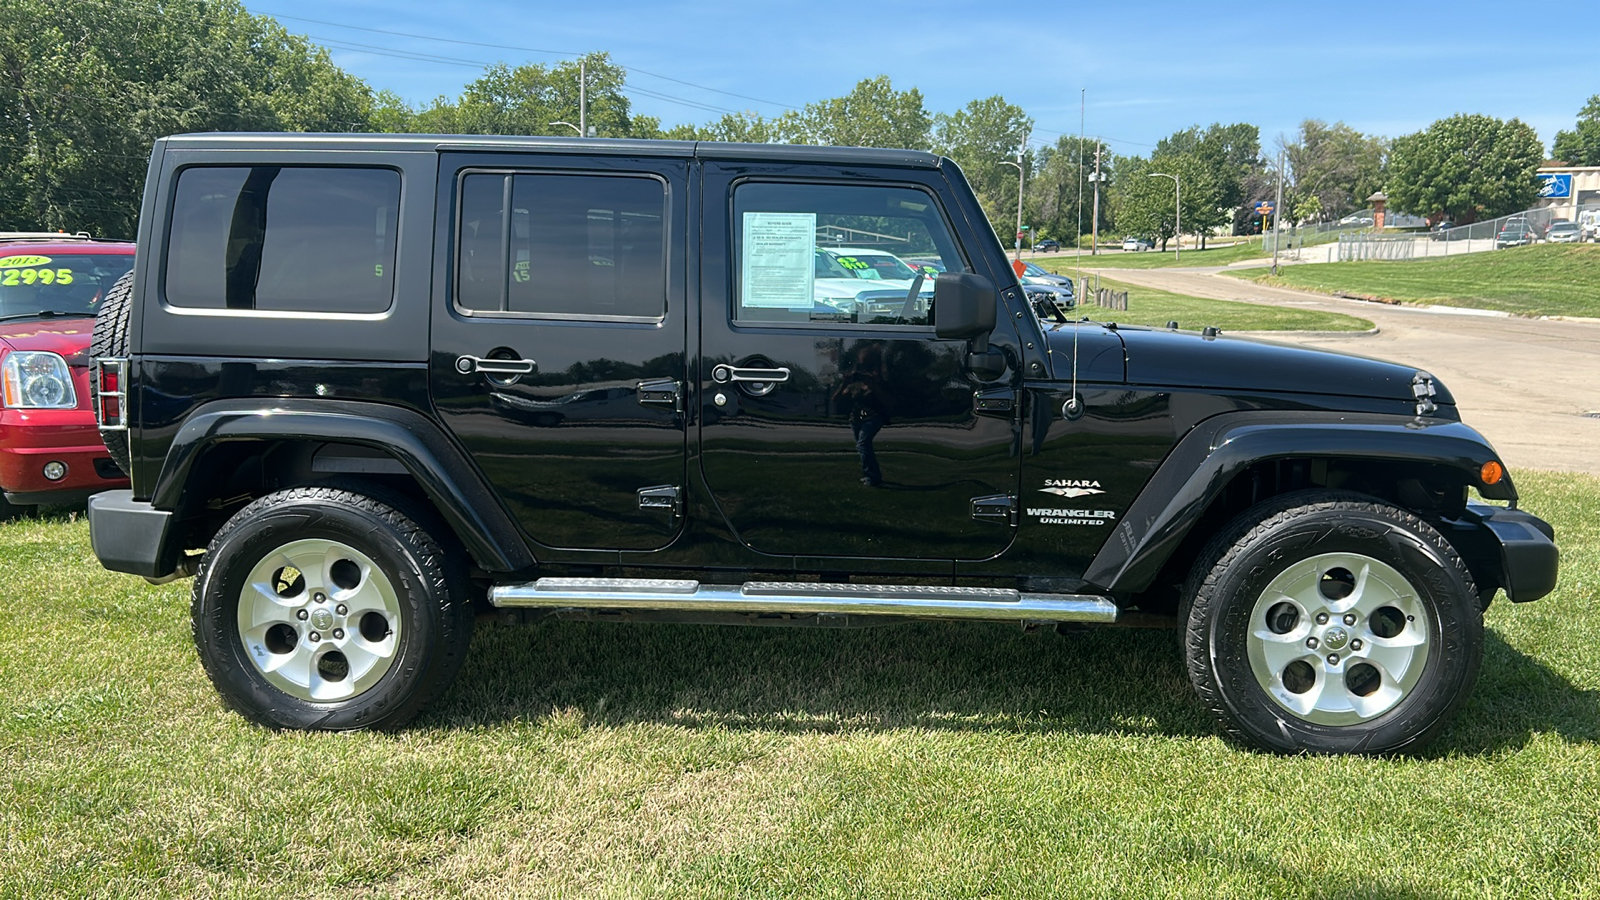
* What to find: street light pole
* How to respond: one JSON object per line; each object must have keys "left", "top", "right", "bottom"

{"left": 999, "top": 132, "right": 1028, "bottom": 263}
{"left": 550, "top": 121, "right": 583, "bottom": 136}
{"left": 579, "top": 58, "right": 586, "bottom": 138}
{"left": 1148, "top": 172, "right": 1180, "bottom": 263}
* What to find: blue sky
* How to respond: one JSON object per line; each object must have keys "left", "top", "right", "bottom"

{"left": 246, "top": 0, "right": 1600, "bottom": 156}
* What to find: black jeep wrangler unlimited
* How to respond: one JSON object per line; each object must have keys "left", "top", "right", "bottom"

{"left": 87, "top": 134, "right": 1557, "bottom": 754}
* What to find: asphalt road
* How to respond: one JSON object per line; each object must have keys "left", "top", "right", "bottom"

{"left": 1095, "top": 266, "right": 1600, "bottom": 477}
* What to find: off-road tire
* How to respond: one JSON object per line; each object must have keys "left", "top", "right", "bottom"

{"left": 89, "top": 271, "right": 135, "bottom": 475}
{"left": 191, "top": 486, "right": 473, "bottom": 730}
{"left": 1181, "top": 490, "right": 1482, "bottom": 755}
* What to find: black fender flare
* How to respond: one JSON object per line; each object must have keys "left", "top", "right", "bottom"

{"left": 1084, "top": 411, "right": 1515, "bottom": 593}
{"left": 152, "top": 399, "right": 535, "bottom": 572}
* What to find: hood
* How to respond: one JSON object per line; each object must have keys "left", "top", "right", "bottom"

{"left": 0, "top": 315, "right": 97, "bottom": 365}
{"left": 1110, "top": 326, "right": 1454, "bottom": 404}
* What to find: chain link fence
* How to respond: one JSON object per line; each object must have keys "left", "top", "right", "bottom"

{"left": 1267, "top": 202, "right": 1600, "bottom": 262}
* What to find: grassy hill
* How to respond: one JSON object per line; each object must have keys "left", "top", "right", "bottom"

{"left": 1232, "top": 243, "right": 1600, "bottom": 318}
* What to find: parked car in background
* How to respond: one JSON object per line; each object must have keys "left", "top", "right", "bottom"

{"left": 1122, "top": 236, "right": 1153, "bottom": 251}
{"left": 1494, "top": 221, "right": 1537, "bottom": 249}
{"left": 1428, "top": 220, "right": 1455, "bottom": 240}
{"left": 1546, "top": 221, "right": 1582, "bottom": 244}
{"left": 1034, "top": 238, "right": 1061, "bottom": 253}
{"left": 1579, "top": 209, "right": 1600, "bottom": 242}
{"left": 0, "top": 233, "right": 133, "bottom": 517}
{"left": 1023, "top": 283, "right": 1076, "bottom": 322}
{"left": 1018, "top": 261, "right": 1074, "bottom": 290}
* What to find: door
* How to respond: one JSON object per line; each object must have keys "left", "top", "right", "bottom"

{"left": 430, "top": 153, "right": 689, "bottom": 552}
{"left": 698, "top": 163, "right": 1019, "bottom": 562}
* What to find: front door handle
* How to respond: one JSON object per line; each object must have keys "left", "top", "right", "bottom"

{"left": 456, "top": 355, "right": 536, "bottom": 376}
{"left": 711, "top": 365, "right": 791, "bottom": 384}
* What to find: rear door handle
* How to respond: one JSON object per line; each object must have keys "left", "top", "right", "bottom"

{"left": 456, "top": 355, "right": 536, "bottom": 376}
{"left": 711, "top": 365, "right": 791, "bottom": 384}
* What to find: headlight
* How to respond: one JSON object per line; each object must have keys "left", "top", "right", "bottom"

{"left": 1, "top": 351, "right": 78, "bottom": 409}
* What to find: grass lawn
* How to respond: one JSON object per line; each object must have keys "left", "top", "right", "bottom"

{"left": 1036, "top": 237, "right": 1269, "bottom": 269}
{"left": 3, "top": 470, "right": 1596, "bottom": 897}
{"left": 1076, "top": 275, "right": 1372, "bottom": 332}
{"left": 1231, "top": 243, "right": 1600, "bottom": 318}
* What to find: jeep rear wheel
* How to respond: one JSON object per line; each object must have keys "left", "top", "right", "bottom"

{"left": 1182, "top": 491, "right": 1482, "bottom": 755}
{"left": 191, "top": 487, "right": 472, "bottom": 730}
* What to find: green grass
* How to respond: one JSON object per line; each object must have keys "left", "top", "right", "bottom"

{"left": 4, "top": 471, "right": 1598, "bottom": 897}
{"left": 1231, "top": 243, "right": 1600, "bottom": 318}
{"left": 1036, "top": 237, "right": 1269, "bottom": 269}
{"left": 1077, "top": 276, "right": 1372, "bottom": 332}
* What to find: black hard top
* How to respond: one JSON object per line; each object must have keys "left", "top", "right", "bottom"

{"left": 158, "top": 133, "right": 946, "bottom": 169}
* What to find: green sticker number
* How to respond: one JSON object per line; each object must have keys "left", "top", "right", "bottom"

{"left": 0, "top": 267, "right": 72, "bottom": 286}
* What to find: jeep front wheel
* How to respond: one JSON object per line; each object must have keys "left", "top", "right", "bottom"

{"left": 191, "top": 487, "right": 473, "bottom": 730}
{"left": 1183, "top": 491, "right": 1482, "bottom": 754}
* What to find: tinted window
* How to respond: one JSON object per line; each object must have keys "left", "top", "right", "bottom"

{"left": 0, "top": 252, "right": 133, "bottom": 318}
{"left": 165, "top": 167, "right": 399, "bottom": 313}
{"left": 733, "top": 182, "right": 966, "bottom": 326}
{"left": 456, "top": 172, "right": 666, "bottom": 319}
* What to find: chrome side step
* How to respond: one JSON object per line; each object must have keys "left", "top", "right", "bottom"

{"left": 490, "top": 578, "right": 1118, "bottom": 624}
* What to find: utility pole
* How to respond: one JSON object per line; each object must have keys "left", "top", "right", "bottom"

{"left": 1272, "top": 147, "right": 1285, "bottom": 275}
{"left": 579, "top": 58, "right": 586, "bottom": 138}
{"left": 1090, "top": 140, "right": 1102, "bottom": 255}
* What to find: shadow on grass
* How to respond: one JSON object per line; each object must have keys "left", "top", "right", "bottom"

{"left": 432, "top": 619, "right": 1599, "bottom": 754}
{"left": 435, "top": 618, "right": 1213, "bottom": 739}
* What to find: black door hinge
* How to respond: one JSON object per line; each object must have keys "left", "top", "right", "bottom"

{"left": 637, "top": 378, "right": 683, "bottom": 412}
{"left": 973, "top": 387, "right": 1015, "bottom": 419}
{"left": 637, "top": 485, "right": 683, "bottom": 517}
{"left": 970, "top": 493, "right": 1017, "bottom": 525}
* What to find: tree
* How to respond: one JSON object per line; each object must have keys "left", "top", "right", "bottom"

{"left": 405, "top": 53, "right": 658, "bottom": 140}
{"left": 0, "top": 0, "right": 374, "bottom": 236}
{"left": 789, "top": 76, "right": 931, "bottom": 149}
{"left": 1030, "top": 137, "right": 1112, "bottom": 246}
{"left": 933, "top": 96, "right": 1032, "bottom": 243}
{"left": 1112, "top": 156, "right": 1177, "bottom": 250}
{"left": 1386, "top": 114, "right": 1544, "bottom": 223}
{"left": 1284, "top": 120, "right": 1388, "bottom": 221}
{"left": 1552, "top": 95, "right": 1600, "bottom": 166}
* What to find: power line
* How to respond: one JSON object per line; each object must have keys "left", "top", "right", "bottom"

{"left": 258, "top": 8, "right": 801, "bottom": 112}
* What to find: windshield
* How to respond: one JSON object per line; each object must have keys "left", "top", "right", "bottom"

{"left": 0, "top": 252, "right": 133, "bottom": 318}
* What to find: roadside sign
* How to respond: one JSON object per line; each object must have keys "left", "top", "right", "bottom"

{"left": 1538, "top": 174, "right": 1572, "bottom": 199}
{"left": 1254, "top": 201, "right": 1274, "bottom": 215}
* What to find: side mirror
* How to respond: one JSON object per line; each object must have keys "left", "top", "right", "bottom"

{"left": 933, "top": 272, "right": 997, "bottom": 341}
{"left": 934, "top": 272, "right": 1005, "bottom": 380}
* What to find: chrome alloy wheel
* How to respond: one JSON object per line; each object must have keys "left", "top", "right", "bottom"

{"left": 1246, "top": 552, "right": 1431, "bottom": 726}
{"left": 238, "top": 539, "right": 402, "bottom": 702}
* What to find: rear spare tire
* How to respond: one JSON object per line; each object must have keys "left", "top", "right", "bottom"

{"left": 89, "top": 271, "right": 135, "bottom": 475}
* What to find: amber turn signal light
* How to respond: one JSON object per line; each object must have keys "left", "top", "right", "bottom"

{"left": 1480, "top": 460, "right": 1504, "bottom": 485}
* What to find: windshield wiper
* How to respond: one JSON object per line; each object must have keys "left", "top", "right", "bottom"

{"left": 0, "top": 310, "right": 89, "bottom": 323}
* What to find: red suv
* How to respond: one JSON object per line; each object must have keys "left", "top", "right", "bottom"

{"left": 0, "top": 234, "right": 133, "bottom": 516}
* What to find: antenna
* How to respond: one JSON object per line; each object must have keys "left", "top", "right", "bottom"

{"left": 1064, "top": 89, "right": 1085, "bottom": 421}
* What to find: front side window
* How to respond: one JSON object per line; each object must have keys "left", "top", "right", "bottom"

{"left": 734, "top": 182, "right": 967, "bottom": 326}
{"left": 455, "top": 172, "right": 666, "bottom": 320}
{"left": 164, "top": 166, "right": 399, "bottom": 314}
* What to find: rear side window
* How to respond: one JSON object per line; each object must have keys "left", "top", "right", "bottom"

{"left": 455, "top": 171, "right": 666, "bottom": 320}
{"left": 164, "top": 166, "right": 400, "bottom": 314}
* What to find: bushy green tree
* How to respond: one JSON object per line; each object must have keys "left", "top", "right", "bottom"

{"left": 1386, "top": 114, "right": 1543, "bottom": 223}
{"left": 933, "top": 96, "right": 1032, "bottom": 243}
{"left": 787, "top": 76, "right": 930, "bottom": 149}
{"left": 1552, "top": 95, "right": 1600, "bottom": 166}
{"left": 1284, "top": 120, "right": 1388, "bottom": 222}
{"left": 0, "top": 0, "right": 373, "bottom": 236}
{"left": 396, "top": 53, "right": 658, "bottom": 140}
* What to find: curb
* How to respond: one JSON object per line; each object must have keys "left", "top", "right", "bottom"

{"left": 1542, "top": 315, "right": 1600, "bottom": 324}
{"left": 1230, "top": 326, "right": 1382, "bottom": 339}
